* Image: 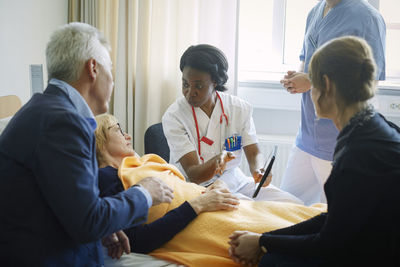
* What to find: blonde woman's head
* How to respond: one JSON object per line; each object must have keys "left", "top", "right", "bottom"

{"left": 95, "top": 114, "right": 134, "bottom": 167}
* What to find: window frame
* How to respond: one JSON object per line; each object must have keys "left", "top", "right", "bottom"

{"left": 237, "top": 0, "right": 400, "bottom": 88}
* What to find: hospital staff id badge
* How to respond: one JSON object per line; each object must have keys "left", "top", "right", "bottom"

{"left": 224, "top": 135, "right": 242, "bottom": 170}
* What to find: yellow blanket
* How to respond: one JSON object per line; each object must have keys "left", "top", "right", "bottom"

{"left": 120, "top": 154, "right": 327, "bottom": 267}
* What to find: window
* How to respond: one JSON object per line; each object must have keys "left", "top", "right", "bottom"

{"left": 283, "top": 0, "right": 318, "bottom": 66}
{"left": 379, "top": 0, "right": 400, "bottom": 81}
{"left": 238, "top": 0, "right": 400, "bottom": 84}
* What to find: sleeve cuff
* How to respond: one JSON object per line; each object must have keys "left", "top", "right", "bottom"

{"left": 180, "top": 201, "right": 198, "bottom": 219}
{"left": 131, "top": 185, "right": 152, "bottom": 208}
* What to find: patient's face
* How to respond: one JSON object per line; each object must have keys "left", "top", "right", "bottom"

{"left": 105, "top": 122, "right": 135, "bottom": 158}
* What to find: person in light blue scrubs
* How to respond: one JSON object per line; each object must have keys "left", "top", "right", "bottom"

{"left": 280, "top": 0, "right": 386, "bottom": 205}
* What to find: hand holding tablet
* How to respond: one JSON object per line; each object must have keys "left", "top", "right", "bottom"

{"left": 252, "top": 145, "right": 277, "bottom": 198}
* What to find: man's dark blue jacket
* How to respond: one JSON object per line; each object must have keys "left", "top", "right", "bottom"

{"left": 0, "top": 85, "right": 149, "bottom": 266}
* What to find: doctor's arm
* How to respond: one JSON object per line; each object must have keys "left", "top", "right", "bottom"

{"left": 180, "top": 150, "right": 234, "bottom": 185}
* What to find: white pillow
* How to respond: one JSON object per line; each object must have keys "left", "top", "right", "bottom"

{"left": 0, "top": 116, "right": 12, "bottom": 135}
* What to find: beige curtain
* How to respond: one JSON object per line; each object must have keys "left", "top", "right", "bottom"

{"left": 68, "top": 0, "right": 120, "bottom": 113}
{"left": 68, "top": 0, "right": 239, "bottom": 155}
{"left": 68, "top": 0, "right": 98, "bottom": 26}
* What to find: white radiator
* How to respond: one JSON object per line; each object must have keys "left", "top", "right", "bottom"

{"left": 239, "top": 135, "right": 295, "bottom": 187}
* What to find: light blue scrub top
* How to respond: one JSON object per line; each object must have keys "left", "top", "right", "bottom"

{"left": 296, "top": 0, "right": 386, "bottom": 160}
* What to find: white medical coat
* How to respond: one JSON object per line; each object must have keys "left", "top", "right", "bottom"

{"left": 162, "top": 92, "right": 257, "bottom": 192}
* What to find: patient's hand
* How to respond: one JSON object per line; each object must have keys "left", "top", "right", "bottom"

{"left": 228, "top": 231, "right": 263, "bottom": 266}
{"left": 102, "top": 230, "right": 130, "bottom": 259}
{"left": 188, "top": 188, "right": 239, "bottom": 214}
{"left": 137, "top": 177, "right": 174, "bottom": 206}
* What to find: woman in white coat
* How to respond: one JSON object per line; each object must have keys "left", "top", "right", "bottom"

{"left": 162, "top": 44, "right": 301, "bottom": 204}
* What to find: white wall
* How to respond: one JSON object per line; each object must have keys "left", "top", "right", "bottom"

{"left": 0, "top": 0, "right": 68, "bottom": 104}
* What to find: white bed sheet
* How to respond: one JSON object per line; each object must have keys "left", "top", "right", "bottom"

{"left": 103, "top": 247, "right": 182, "bottom": 267}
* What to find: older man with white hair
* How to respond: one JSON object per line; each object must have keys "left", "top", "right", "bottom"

{"left": 0, "top": 22, "right": 173, "bottom": 266}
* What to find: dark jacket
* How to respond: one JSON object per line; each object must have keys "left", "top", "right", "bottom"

{"left": 260, "top": 110, "right": 400, "bottom": 266}
{"left": 0, "top": 85, "right": 149, "bottom": 266}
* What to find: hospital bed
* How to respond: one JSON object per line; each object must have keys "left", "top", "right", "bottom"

{"left": 0, "top": 95, "right": 326, "bottom": 267}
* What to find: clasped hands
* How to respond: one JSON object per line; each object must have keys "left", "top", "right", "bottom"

{"left": 280, "top": 70, "right": 311, "bottom": 94}
{"left": 228, "top": 231, "right": 264, "bottom": 266}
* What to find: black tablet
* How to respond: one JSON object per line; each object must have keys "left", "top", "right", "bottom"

{"left": 252, "top": 145, "right": 277, "bottom": 198}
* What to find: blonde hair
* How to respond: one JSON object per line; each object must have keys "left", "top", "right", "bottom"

{"left": 309, "top": 36, "right": 377, "bottom": 105}
{"left": 95, "top": 113, "right": 118, "bottom": 167}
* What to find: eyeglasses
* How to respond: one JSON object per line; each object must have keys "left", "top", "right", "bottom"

{"left": 108, "top": 123, "right": 124, "bottom": 136}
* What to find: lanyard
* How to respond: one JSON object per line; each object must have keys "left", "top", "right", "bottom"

{"left": 191, "top": 92, "right": 228, "bottom": 163}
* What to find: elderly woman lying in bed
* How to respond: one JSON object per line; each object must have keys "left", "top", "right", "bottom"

{"left": 95, "top": 114, "right": 239, "bottom": 252}
{"left": 95, "top": 114, "right": 326, "bottom": 267}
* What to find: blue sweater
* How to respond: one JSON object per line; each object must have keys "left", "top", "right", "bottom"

{"left": 98, "top": 166, "right": 198, "bottom": 253}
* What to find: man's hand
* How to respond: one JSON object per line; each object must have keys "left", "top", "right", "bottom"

{"left": 280, "top": 71, "right": 311, "bottom": 94}
{"left": 102, "top": 230, "right": 130, "bottom": 259}
{"left": 137, "top": 177, "right": 174, "bottom": 206}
